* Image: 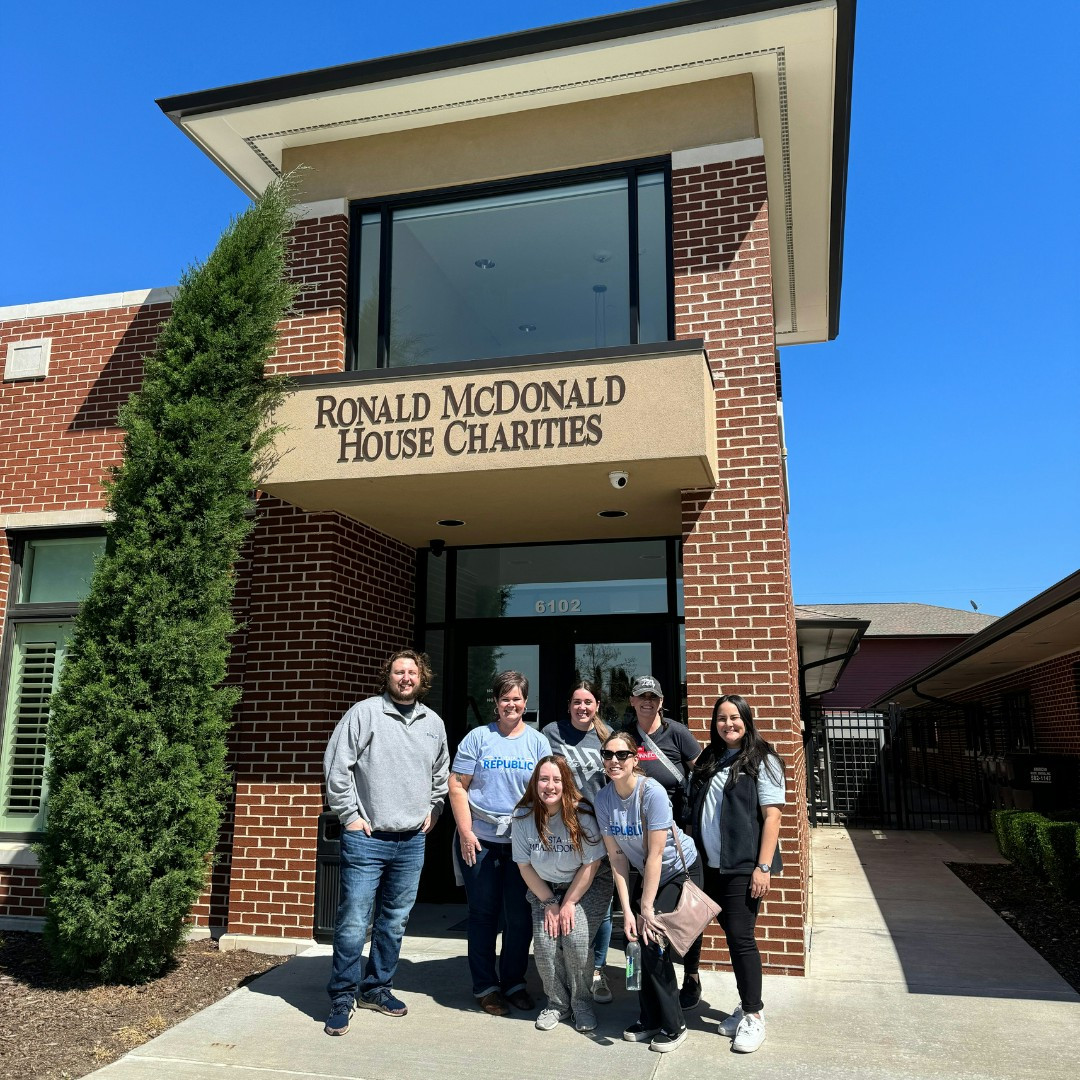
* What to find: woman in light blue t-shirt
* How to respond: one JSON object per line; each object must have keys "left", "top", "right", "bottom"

{"left": 594, "top": 730, "right": 701, "bottom": 1054}
{"left": 448, "top": 671, "right": 551, "bottom": 1017}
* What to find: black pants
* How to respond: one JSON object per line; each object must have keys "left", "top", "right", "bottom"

{"left": 629, "top": 866, "right": 705, "bottom": 977}
{"left": 701, "top": 867, "right": 764, "bottom": 1013}
{"left": 631, "top": 858, "right": 704, "bottom": 1034}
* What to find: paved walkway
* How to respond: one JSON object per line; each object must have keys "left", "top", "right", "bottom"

{"left": 91, "top": 828, "right": 1079, "bottom": 1080}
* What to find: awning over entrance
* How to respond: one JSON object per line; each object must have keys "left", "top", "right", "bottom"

{"left": 261, "top": 341, "right": 716, "bottom": 547}
{"left": 795, "top": 607, "right": 869, "bottom": 697}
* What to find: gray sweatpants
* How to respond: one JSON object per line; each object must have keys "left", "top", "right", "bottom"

{"left": 528, "top": 862, "right": 613, "bottom": 1017}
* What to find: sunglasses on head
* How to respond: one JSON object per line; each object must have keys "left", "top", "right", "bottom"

{"left": 601, "top": 749, "right": 636, "bottom": 761}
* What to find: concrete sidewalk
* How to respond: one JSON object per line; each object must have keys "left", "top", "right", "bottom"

{"left": 90, "top": 828, "right": 1079, "bottom": 1080}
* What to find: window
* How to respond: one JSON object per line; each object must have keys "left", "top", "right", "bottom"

{"left": 0, "top": 533, "right": 104, "bottom": 834}
{"left": 1002, "top": 689, "right": 1035, "bottom": 752}
{"left": 348, "top": 163, "right": 671, "bottom": 370}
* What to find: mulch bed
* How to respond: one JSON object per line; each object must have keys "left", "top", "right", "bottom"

{"left": 0, "top": 933, "right": 285, "bottom": 1080}
{"left": 947, "top": 861, "right": 1080, "bottom": 993}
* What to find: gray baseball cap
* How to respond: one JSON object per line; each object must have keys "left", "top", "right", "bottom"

{"left": 631, "top": 675, "right": 663, "bottom": 697}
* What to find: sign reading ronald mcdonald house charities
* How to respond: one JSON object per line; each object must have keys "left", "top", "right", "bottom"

{"left": 315, "top": 374, "right": 627, "bottom": 464}
{"left": 261, "top": 348, "right": 717, "bottom": 517}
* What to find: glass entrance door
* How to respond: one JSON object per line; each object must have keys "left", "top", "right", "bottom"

{"left": 452, "top": 619, "right": 673, "bottom": 747}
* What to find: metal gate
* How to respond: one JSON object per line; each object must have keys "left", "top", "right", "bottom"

{"left": 806, "top": 704, "right": 992, "bottom": 831}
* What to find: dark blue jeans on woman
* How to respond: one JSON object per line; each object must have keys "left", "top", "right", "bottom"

{"left": 327, "top": 828, "right": 426, "bottom": 1008}
{"left": 455, "top": 839, "right": 533, "bottom": 998}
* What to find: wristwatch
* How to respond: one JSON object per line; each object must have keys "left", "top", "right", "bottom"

{"left": 756, "top": 863, "right": 772, "bottom": 873}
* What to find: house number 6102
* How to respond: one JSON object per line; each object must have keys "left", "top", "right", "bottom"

{"left": 534, "top": 599, "right": 582, "bottom": 614}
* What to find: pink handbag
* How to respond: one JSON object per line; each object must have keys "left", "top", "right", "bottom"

{"left": 638, "top": 784, "right": 720, "bottom": 956}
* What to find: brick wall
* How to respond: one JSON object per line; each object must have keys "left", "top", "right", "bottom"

{"left": 0, "top": 866, "right": 44, "bottom": 919}
{"left": 954, "top": 650, "right": 1080, "bottom": 754}
{"left": 220, "top": 497, "right": 416, "bottom": 939}
{"left": 271, "top": 214, "right": 349, "bottom": 377}
{"left": 0, "top": 211, "right": 353, "bottom": 929}
{"left": 0, "top": 301, "right": 165, "bottom": 518}
{"left": 673, "top": 155, "right": 806, "bottom": 974}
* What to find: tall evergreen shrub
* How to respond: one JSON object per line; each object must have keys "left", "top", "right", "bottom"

{"left": 36, "top": 176, "right": 299, "bottom": 981}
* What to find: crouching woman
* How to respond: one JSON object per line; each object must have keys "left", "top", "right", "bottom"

{"left": 512, "top": 756, "right": 612, "bottom": 1034}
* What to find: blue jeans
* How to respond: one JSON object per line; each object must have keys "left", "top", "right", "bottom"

{"left": 327, "top": 828, "right": 426, "bottom": 1006}
{"left": 454, "top": 839, "right": 532, "bottom": 998}
{"left": 592, "top": 899, "right": 614, "bottom": 970}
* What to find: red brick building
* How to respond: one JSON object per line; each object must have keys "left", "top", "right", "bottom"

{"left": 0, "top": 1, "right": 855, "bottom": 974}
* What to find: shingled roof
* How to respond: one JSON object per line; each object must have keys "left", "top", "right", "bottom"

{"left": 796, "top": 603, "right": 998, "bottom": 637}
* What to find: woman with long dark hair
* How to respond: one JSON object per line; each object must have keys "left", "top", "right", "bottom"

{"left": 687, "top": 694, "right": 785, "bottom": 1053}
{"left": 512, "top": 756, "right": 612, "bottom": 1033}
{"left": 542, "top": 680, "right": 615, "bottom": 1003}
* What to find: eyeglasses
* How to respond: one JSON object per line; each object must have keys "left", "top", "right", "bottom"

{"left": 600, "top": 749, "right": 636, "bottom": 762}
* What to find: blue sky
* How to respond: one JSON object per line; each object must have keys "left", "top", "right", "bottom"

{"left": 3, "top": 2, "right": 1077, "bottom": 617}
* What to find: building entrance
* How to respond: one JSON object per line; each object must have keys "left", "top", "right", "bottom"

{"left": 453, "top": 617, "right": 674, "bottom": 739}
{"left": 413, "top": 537, "right": 685, "bottom": 901}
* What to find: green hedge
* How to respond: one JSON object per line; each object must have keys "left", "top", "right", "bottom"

{"left": 993, "top": 809, "right": 1080, "bottom": 898}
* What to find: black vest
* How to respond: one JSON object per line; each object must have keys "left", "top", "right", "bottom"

{"left": 690, "top": 760, "right": 782, "bottom": 875}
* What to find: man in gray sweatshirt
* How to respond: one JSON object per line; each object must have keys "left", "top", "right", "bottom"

{"left": 323, "top": 649, "right": 449, "bottom": 1035}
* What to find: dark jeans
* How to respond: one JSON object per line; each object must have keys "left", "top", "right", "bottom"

{"left": 702, "top": 867, "right": 764, "bottom": 1013}
{"left": 455, "top": 839, "right": 533, "bottom": 998}
{"left": 631, "top": 858, "right": 704, "bottom": 1035}
{"left": 327, "top": 828, "right": 426, "bottom": 1006}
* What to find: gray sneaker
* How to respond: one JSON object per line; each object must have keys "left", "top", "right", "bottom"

{"left": 719, "top": 1005, "right": 744, "bottom": 1038}
{"left": 535, "top": 1007, "right": 570, "bottom": 1031}
{"left": 591, "top": 970, "right": 613, "bottom": 1004}
{"left": 574, "top": 1006, "right": 598, "bottom": 1032}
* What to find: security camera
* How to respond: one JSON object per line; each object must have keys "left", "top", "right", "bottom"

{"left": 429, "top": 539, "right": 446, "bottom": 558}
{"left": 608, "top": 470, "right": 629, "bottom": 490}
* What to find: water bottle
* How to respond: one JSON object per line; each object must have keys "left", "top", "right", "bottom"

{"left": 625, "top": 939, "right": 642, "bottom": 991}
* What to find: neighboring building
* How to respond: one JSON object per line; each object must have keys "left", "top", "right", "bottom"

{"left": 801, "top": 603, "right": 998, "bottom": 709}
{"left": 0, "top": 1, "right": 856, "bottom": 974}
{"left": 871, "top": 572, "right": 1080, "bottom": 814}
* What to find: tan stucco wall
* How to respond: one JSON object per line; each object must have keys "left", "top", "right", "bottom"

{"left": 261, "top": 347, "right": 717, "bottom": 546}
{"left": 283, "top": 75, "right": 757, "bottom": 202}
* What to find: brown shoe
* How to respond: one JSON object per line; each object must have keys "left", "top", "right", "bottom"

{"left": 505, "top": 988, "right": 535, "bottom": 1011}
{"left": 478, "top": 990, "right": 510, "bottom": 1016}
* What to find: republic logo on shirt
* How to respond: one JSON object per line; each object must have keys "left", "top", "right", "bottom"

{"left": 607, "top": 822, "right": 644, "bottom": 836}
{"left": 481, "top": 757, "right": 536, "bottom": 770}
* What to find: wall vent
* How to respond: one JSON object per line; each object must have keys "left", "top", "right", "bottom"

{"left": 5, "top": 338, "right": 51, "bottom": 380}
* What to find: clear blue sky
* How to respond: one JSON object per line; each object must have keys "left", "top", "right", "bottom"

{"left": 3, "top": 2, "right": 1077, "bottom": 617}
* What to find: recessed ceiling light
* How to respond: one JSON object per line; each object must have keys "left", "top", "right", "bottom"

{"left": 593, "top": 250, "right": 612, "bottom": 263}
{"left": 436, "top": 518, "right": 465, "bottom": 527}
{"left": 474, "top": 258, "right": 496, "bottom": 270}
{"left": 597, "top": 509, "right": 627, "bottom": 519}
{"left": 518, "top": 324, "right": 536, "bottom": 334}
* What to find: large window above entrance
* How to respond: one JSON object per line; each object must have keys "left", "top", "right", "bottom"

{"left": 451, "top": 540, "right": 670, "bottom": 619}
{"left": 349, "top": 163, "right": 671, "bottom": 370}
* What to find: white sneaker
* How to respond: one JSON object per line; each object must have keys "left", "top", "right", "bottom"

{"left": 732, "top": 1011, "right": 765, "bottom": 1053}
{"left": 719, "top": 1005, "right": 744, "bottom": 1038}
{"left": 591, "top": 971, "right": 613, "bottom": 1004}
{"left": 535, "top": 1007, "right": 569, "bottom": 1031}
